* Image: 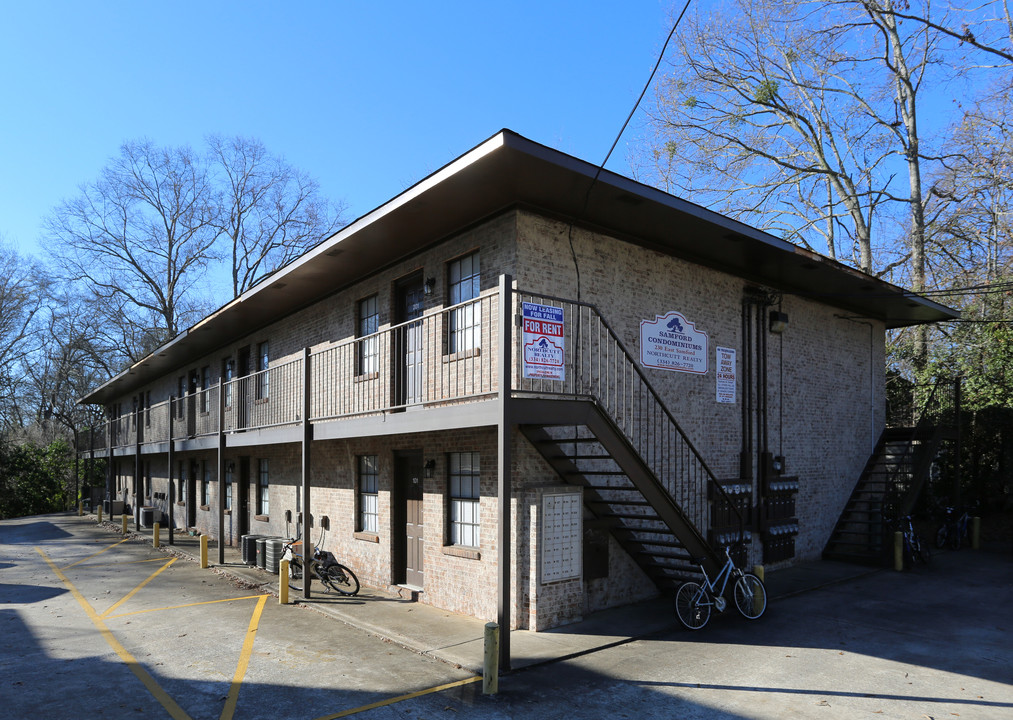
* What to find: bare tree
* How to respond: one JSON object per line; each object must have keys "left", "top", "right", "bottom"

{"left": 45, "top": 140, "right": 220, "bottom": 359}
{"left": 0, "top": 241, "right": 45, "bottom": 434}
{"left": 208, "top": 135, "right": 345, "bottom": 297}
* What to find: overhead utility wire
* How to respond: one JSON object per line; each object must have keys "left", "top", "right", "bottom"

{"left": 567, "top": 0, "right": 693, "bottom": 301}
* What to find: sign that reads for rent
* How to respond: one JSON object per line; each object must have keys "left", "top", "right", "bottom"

{"left": 640, "top": 311, "right": 709, "bottom": 374}
{"left": 522, "top": 302, "right": 565, "bottom": 380}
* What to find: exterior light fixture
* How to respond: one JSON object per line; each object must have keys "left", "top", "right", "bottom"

{"left": 424, "top": 277, "right": 436, "bottom": 296}
{"left": 769, "top": 310, "right": 789, "bottom": 334}
{"left": 424, "top": 459, "right": 436, "bottom": 478}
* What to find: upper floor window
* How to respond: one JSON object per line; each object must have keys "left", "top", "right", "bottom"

{"left": 449, "top": 451, "right": 480, "bottom": 547}
{"left": 448, "top": 251, "right": 481, "bottom": 354}
{"left": 357, "top": 295, "right": 380, "bottom": 376}
{"left": 256, "top": 341, "right": 270, "bottom": 399}
{"left": 257, "top": 458, "right": 270, "bottom": 516}
{"left": 200, "top": 365, "right": 212, "bottom": 413}
{"left": 177, "top": 376, "right": 186, "bottom": 419}
{"left": 222, "top": 357, "right": 235, "bottom": 408}
{"left": 357, "top": 455, "right": 379, "bottom": 533}
{"left": 201, "top": 462, "right": 211, "bottom": 506}
{"left": 224, "top": 463, "right": 233, "bottom": 511}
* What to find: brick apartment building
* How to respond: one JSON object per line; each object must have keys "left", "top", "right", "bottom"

{"left": 78, "top": 130, "right": 956, "bottom": 632}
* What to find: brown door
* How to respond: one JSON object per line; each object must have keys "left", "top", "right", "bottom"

{"left": 237, "top": 457, "right": 250, "bottom": 538}
{"left": 394, "top": 451, "right": 424, "bottom": 588}
{"left": 393, "top": 273, "right": 425, "bottom": 408}
{"left": 186, "top": 460, "right": 198, "bottom": 529}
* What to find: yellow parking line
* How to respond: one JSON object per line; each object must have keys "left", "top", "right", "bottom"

{"left": 107, "top": 594, "right": 269, "bottom": 620}
{"left": 100, "top": 557, "right": 177, "bottom": 619}
{"left": 61, "top": 538, "right": 130, "bottom": 569}
{"left": 37, "top": 548, "right": 194, "bottom": 720}
{"left": 312, "top": 676, "right": 483, "bottom": 720}
{"left": 220, "top": 594, "right": 268, "bottom": 720}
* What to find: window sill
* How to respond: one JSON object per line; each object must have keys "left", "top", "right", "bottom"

{"left": 354, "top": 372, "right": 379, "bottom": 383}
{"left": 442, "top": 347, "right": 482, "bottom": 363}
{"left": 442, "top": 545, "right": 481, "bottom": 560}
{"left": 254, "top": 514, "right": 269, "bottom": 522}
{"left": 255, "top": 398, "right": 269, "bottom": 405}
{"left": 224, "top": 509, "right": 231, "bottom": 516}
{"left": 199, "top": 504, "right": 210, "bottom": 511}
{"left": 176, "top": 501, "right": 185, "bottom": 507}
{"left": 354, "top": 531, "right": 380, "bottom": 543}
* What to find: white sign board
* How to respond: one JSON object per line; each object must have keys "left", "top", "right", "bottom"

{"left": 522, "top": 302, "right": 565, "bottom": 381}
{"left": 541, "top": 493, "right": 581, "bottom": 584}
{"left": 640, "top": 311, "right": 709, "bottom": 374}
{"left": 716, "top": 346, "right": 737, "bottom": 403}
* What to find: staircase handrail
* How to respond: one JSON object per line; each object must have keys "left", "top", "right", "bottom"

{"left": 515, "top": 290, "right": 744, "bottom": 543}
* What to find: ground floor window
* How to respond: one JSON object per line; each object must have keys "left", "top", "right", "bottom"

{"left": 358, "top": 455, "right": 378, "bottom": 532}
{"left": 449, "top": 451, "right": 480, "bottom": 547}
{"left": 201, "top": 462, "right": 211, "bottom": 506}
{"left": 224, "top": 463, "right": 233, "bottom": 511}
{"left": 257, "top": 459, "right": 269, "bottom": 516}
{"left": 178, "top": 461, "right": 186, "bottom": 503}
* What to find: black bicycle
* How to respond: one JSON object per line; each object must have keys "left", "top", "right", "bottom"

{"left": 935, "top": 506, "right": 971, "bottom": 550}
{"left": 282, "top": 536, "right": 360, "bottom": 596}
{"left": 893, "top": 515, "right": 930, "bottom": 568}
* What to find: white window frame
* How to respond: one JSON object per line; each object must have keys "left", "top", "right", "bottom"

{"left": 449, "top": 451, "right": 480, "bottom": 547}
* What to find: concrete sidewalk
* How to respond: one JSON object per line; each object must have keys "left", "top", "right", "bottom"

{"left": 110, "top": 516, "right": 883, "bottom": 674}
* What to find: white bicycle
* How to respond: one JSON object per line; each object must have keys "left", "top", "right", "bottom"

{"left": 674, "top": 545, "right": 767, "bottom": 630}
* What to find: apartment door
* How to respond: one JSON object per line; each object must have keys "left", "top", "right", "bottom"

{"left": 394, "top": 451, "right": 424, "bottom": 588}
{"left": 393, "top": 273, "right": 425, "bottom": 408}
{"left": 186, "top": 460, "right": 198, "bottom": 529}
{"left": 237, "top": 346, "right": 251, "bottom": 429}
{"left": 237, "top": 457, "right": 250, "bottom": 538}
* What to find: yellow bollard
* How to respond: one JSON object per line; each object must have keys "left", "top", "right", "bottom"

{"left": 972, "top": 517, "right": 981, "bottom": 550}
{"left": 97, "top": 506, "right": 103, "bottom": 524}
{"left": 894, "top": 531, "right": 904, "bottom": 571}
{"left": 752, "top": 565, "right": 765, "bottom": 616}
{"left": 279, "top": 560, "right": 289, "bottom": 605}
{"left": 483, "top": 622, "right": 499, "bottom": 695}
{"left": 200, "top": 535, "right": 209, "bottom": 568}
{"left": 153, "top": 522, "right": 160, "bottom": 548}
{"left": 78, "top": 502, "right": 83, "bottom": 517}
{"left": 122, "top": 514, "right": 128, "bottom": 535}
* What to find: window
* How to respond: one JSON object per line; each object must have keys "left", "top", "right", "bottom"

{"left": 257, "top": 459, "right": 270, "bottom": 516}
{"left": 224, "top": 464, "right": 233, "bottom": 511}
{"left": 357, "top": 455, "right": 379, "bottom": 533}
{"left": 144, "top": 461, "right": 151, "bottom": 497}
{"left": 448, "top": 251, "right": 481, "bottom": 353}
{"left": 178, "top": 461, "right": 187, "bottom": 503}
{"left": 256, "top": 342, "right": 270, "bottom": 399}
{"left": 201, "top": 462, "right": 211, "bottom": 506}
{"left": 177, "top": 376, "right": 186, "bottom": 419}
{"left": 200, "top": 366, "right": 211, "bottom": 413}
{"left": 144, "top": 391, "right": 151, "bottom": 427}
{"left": 357, "top": 295, "right": 379, "bottom": 375}
{"left": 222, "top": 357, "right": 235, "bottom": 408}
{"left": 449, "top": 451, "right": 480, "bottom": 547}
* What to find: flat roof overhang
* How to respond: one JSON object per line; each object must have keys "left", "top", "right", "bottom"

{"left": 81, "top": 129, "right": 957, "bottom": 405}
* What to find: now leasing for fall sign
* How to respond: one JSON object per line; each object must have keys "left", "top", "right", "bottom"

{"left": 522, "top": 302, "right": 565, "bottom": 380}
{"left": 640, "top": 311, "right": 709, "bottom": 374}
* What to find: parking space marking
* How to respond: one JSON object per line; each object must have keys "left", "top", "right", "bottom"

{"left": 220, "top": 594, "right": 268, "bottom": 720}
{"left": 37, "top": 547, "right": 194, "bottom": 720}
{"left": 61, "top": 537, "right": 129, "bottom": 569}
{"left": 100, "top": 557, "right": 177, "bottom": 618}
{"left": 312, "top": 676, "right": 482, "bottom": 720}
{"left": 106, "top": 594, "right": 269, "bottom": 620}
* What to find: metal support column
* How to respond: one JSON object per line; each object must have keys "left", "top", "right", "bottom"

{"left": 496, "top": 274, "right": 513, "bottom": 671}
{"left": 168, "top": 396, "right": 175, "bottom": 545}
{"left": 218, "top": 381, "right": 227, "bottom": 564}
{"left": 135, "top": 402, "right": 142, "bottom": 529}
{"left": 301, "top": 348, "right": 313, "bottom": 600}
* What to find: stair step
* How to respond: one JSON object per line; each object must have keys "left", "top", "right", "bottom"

{"left": 587, "top": 498, "right": 652, "bottom": 507}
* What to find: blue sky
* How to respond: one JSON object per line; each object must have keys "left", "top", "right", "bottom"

{"left": 0, "top": 1, "right": 675, "bottom": 256}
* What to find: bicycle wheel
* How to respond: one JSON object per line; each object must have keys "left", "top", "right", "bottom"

{"left": 935, "top": 525, "right": 947, "bottom": 549}
{"left": 321, "top": 563, "right": 360, "bottom": 596}
{"left": 288, "top": 557, "right": 316, "bottom": 592}
{"left": 674, "top": 582, "right": 710, "bottom": 630}
{"left": 733, "top": 573, "right": 767, "bottom": 620}
{"left": 950, "top": 526, "right": 962, "bottom": 550}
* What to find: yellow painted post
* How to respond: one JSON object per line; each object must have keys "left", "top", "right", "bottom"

{"left": 97, "top": 506, "right": 102, "bottom": 523}
{"left": 279, "top": 560, "right": 289, "bottom": 605}
{"left": 153, "top": 522, "right": 160, "bottom": 548}
{"left": 483, "top": 622, "right": 500, "bottom": 695}
{"left": 200, "top": 534, "right": 209, "bottom": 568}
{"left": 972, "top": 517, "right": 981, "bottom": 550}
{"left": 894, "top": 531, "right": 904, "bottom": 571}
{"left": 78, "top": 502, "right": 83, "bottom": 517}
{"left": 121, "top": 514, "right": 128, "bottom": 535}
{"left": 752, "top": 565, "right": 765, "bottom": 616}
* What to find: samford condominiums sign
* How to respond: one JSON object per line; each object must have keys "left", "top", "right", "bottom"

{"left": 640, "top": 311, "right": 709, "bottom": 374}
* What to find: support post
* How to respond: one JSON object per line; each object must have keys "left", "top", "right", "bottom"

{"left": 496, "top": 275, "right": 513, "bottom": 671}
{"left": 135, "top": 400, "right": 142, "bottom": 530}
{"left": 97, "top": 506, "right": 102, "bottom": 524}
{"left": 168, "top": 396, "right": 175, "bottom": 546}
{"left": 483, "top": 622, "right": 500, "bottom": 695}
{"left": 301, "top": 348, "right": 313, "bottom": 600}
{"left": 894, "top": 531, "right": 904, "bottom": 571}
{"left": 972, "top": 516, "right": 981, "bottom": 550}
{"left": 218, "top": 380, "right": 227, "bottom": 565}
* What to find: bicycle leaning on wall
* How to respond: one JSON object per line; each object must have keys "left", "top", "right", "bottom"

{"left": 674, "top": 544, "right": 767, "bottom": 631}
{"left": 282, "top": 533, "right": 360, "bottom": 596}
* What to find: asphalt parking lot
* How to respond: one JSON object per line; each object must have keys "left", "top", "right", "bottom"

{"left": 2, "top": 512, "right": 1011, "bottom": 719}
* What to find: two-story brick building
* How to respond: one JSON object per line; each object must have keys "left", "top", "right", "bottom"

{"left": 78, "top": 130, "right": 956, "bottom": 636}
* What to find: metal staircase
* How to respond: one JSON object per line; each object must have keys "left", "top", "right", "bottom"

{"left": 514, "top": 292, "right": 744, "bottom": 583}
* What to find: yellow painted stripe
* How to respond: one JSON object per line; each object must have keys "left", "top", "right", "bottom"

{"left": 37, "top": 548, "right": 194, "bottom": 720}
{"left": 107, "top": 594, "right": 268, "bottom": 620}
{"left": 61, "top": 538, "right": 130, "bottom": 569}
{"left": 101, "top": 557, "right": 177, "bottom": 618}
{"left": 312, "top": 676, "right": 482, "bottom": 720}
{"left": 220, "top": 594, "right": 268, "bottom": 720}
